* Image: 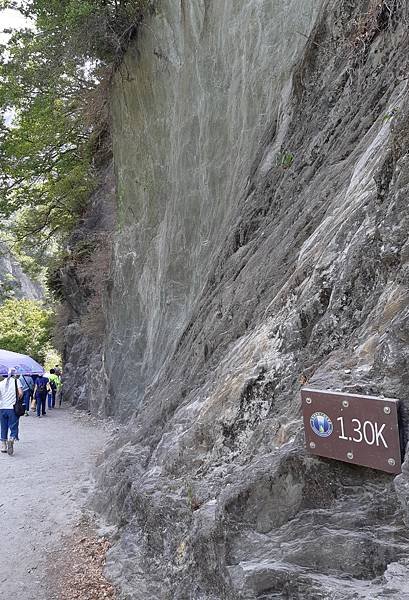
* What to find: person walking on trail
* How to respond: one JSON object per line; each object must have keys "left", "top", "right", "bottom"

{"left": 45, "top": 372, "right": 53, "bottom": 410}
{"left": 33, "top": 373, "right": 50, "bottom": 418}
{"left": 19, "top": 373, "right": 34, "bottom": 416}
{"left": 58, "top": 371, "right": 63, "bottom": 406}
{"left": 0, "top": 368, "right": 23, "bottom": 455}
{"left": 48, "top": 368, "right": 60, "bottom": 409}
{"left": 54, "top": 365, "right": 63, "bottom": 406}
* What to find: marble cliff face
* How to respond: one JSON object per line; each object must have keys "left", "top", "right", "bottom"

{"left": 63, "top": 1, "right": 409, "bottom": 598}
{"left": 105, "top": 0, "right": 324, "bottom": 416}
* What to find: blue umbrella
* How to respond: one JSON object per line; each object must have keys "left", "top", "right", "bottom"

{"left": 0, "top": 348, "right": 44, "bottom": 377}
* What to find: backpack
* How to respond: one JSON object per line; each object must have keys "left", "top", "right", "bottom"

{"left": 37, "top": 379, "right": 48, "bottom": 394}
{"left": 14, "top": 379, "right": 26, "bottom": 417}
{"left": 49, "top": 379, "right": 57, "bottom": 392}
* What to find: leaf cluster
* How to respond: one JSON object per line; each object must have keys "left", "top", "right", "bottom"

{"left": 0, "top": 0, "right": 149, "bottom": 260}
{"left": 0, "top": 298, "right": 53, "bottom": 362}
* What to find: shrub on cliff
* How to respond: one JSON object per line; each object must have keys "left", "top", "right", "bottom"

{"left": 0, "top": 298, "right": 53, "bottom": 363}
{"left": 26, "top": 0, "right": 152, "bottom": 64}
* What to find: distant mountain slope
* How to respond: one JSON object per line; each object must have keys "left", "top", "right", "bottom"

{"left": 0, "top": 241, "right": 43, "bottom": 302}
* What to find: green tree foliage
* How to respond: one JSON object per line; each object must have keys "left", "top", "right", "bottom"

{"left": 0, "top": 0, "right": 149, "bottom": 258}
{"left": 0, "top": 272, "right": 19, "bottom": 302}
{"left": 0, "top": 298, "right": 53, "bottom": 362}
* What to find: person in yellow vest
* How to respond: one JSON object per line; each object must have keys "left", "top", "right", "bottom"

{"left": 48, "top": 368, "right": 60, "bottom": 409}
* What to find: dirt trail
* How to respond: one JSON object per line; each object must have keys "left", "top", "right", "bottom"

{"left": 0, "top": 407, "right": 106, "bottom": 599}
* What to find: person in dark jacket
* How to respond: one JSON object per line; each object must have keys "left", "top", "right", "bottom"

{"left": 33, "top": 374, "right": 50, "bottom": 418}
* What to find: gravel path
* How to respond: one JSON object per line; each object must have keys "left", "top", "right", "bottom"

{"left": 0, "top": 407, "right": 106, "bottom": 599}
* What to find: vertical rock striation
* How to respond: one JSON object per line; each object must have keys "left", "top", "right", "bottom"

{"left": 59, "top": 164, "right": 116, "bottom": 413}
{"left": 62, "top": 0, "right": 409, "bottom": 597}
{"left": 106, "top": 0, "right": 324, "bottom": 416}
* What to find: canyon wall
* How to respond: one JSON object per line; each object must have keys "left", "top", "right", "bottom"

{"left": 63, "top": 1, "right": 409, "bottom": 598}
{"left": 105, "top": 0, "right": 324, "bottom": 417}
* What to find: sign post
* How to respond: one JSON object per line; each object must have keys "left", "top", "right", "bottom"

{"left": 301, "top": 387, "right": 402, "bottom": 474}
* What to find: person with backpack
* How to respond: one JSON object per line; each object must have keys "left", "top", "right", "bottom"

{"left": 19, "top": 373, "right": 34, "bottom": 416}
{"left": 48, "top": 368, "right": 59, "bottom": 409}
{"left": 33, "top": 373, "right": 50, "bottom": 418}
{"left": 0, "top": 368, "right": 23, "bottom": 455}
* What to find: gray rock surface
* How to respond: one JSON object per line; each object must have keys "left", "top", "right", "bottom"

{"left": 62, "top": 0, "right": 409, "bottom": 598}
{"left": 106, "top": 0, "right": 324, "bottom": 416}
{"left": 59, "top": 164, "right": 116, "bottom": 414}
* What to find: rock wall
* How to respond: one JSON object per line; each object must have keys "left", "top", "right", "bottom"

{"left": 106, "top": 0, "right": 324, "bottom": 416}
{"left": 59, "top": 163, "right": 116, "bottom": 413}
{"left": 63, "top": 0, "right": 409, "bottom": 598}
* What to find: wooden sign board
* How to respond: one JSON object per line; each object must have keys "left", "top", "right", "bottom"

{"left": 301, "top": 387, "right": 402, "bottom": 474}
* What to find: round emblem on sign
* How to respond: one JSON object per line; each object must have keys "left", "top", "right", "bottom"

{"left": 310, "top": 412, "right": 333, "bottom": 437}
